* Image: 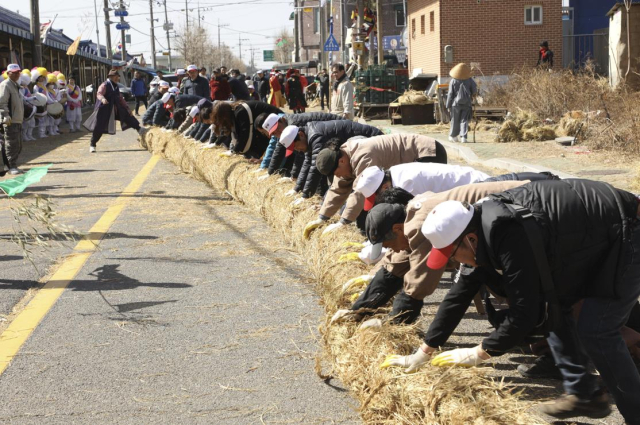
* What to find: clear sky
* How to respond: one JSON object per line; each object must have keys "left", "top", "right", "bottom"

{"left": 1, "top": 0, "right": 295, "bottom": 69}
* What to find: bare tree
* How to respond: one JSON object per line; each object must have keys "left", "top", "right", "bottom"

{"left": 624, "top": 0, "right": 634, "bottom": 79}
{"left": 175, "top": 25, "right": 247, "bottom": 72}
{"left": 273, "top": 28, "right": 294, "bottom": 65}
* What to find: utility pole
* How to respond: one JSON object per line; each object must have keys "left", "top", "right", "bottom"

{"left": 93, "top": 0, "right": 102, "bottom": 58}
{"left": 319, "top": 3, "right": 326, "bottom": 70}
{"left": 164, "top": 0, "right": 172, "bottom": 71}
{"left": 149, "top": 0, "right": 157, "bottom": 69}
{"left": 119, "top": 0, "right": 127, "bottom": 62}
{"left": 376, "top": 0, "right": 383, "bottom": 65}
{"left": 198, "top": 1, "right": 201, "bottom": 29}
{"left": 218, "top": 19, "right": 229, "bottom": 68}
{"left": 356, "top": 0, "right": 364, "bottom": 69}
{"left": 185, "top": 0, "right": 189, "bottom": 32}
{"left": 30, "top": 0, "right": 42, "bottom": 66}
{"left": 239, "top": 36, "right": 249, "bottom": 62}
{"left": 293, "top": 0, "right": 300, "bottom": 62}
{"left": 103, "top": 0, "right": 113, "bottom": 60}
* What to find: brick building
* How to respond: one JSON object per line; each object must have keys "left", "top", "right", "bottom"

{"left": 407, "top": 0, "right": 563, "bottom": 80}
{"left": 297, "top": 0, "right": 407, "bottom": 65}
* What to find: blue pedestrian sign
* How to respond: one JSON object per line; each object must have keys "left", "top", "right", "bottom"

{"left": 324, "top": 34, "right": 340, "bottom": 52}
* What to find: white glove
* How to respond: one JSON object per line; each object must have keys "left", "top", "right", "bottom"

{"left": 380, "top": 348, "right": 432, "bottom": 373}
{"left": 431, "top": 346, "right": 489, "bottom": 368}
{"left": 278, "top": 176, "right": 294, "bottom": 182}
{"left": 257, "top": 174, "right": 270, "bottom": 181}
{"left": 358, "top": 243, "right": 387, "bottom": 265}
{"left": 252, "top": 168, "right": 265, "bottom": 174}
{"left": 322, "top": 222, "right": 344, "bottom": 236}
{"left": 330, "top": 309, "right": 353, "bottom": 324}
{"left": 359, "top": 318, "right": 382, "bottom": 330}
{"left": 284, "top": 189, "right": 298, "bottom": 197}
{"left": 341, "top": 275, "right": 373, "bottom": 293}
{"left": 291, "top": 197, "right": 305, "bottom": 206}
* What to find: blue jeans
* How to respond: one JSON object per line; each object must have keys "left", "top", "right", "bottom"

{"left": 548, "top": 223, "right": 640, "bottom": 423}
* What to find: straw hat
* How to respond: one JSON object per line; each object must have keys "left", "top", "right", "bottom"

{"left": 449, "top": 63, "right": 471, "bottom": 80}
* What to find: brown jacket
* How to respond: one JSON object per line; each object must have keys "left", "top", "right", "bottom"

{"left": 319, "top": 133, "right": 438, "bottom": 221}
{"left": 398, "top": 181, "right": 527, "bottom": 299}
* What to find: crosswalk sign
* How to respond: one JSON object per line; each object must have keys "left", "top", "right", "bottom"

{"left": 324, "top": 34, "right": 340, "bottom": 52}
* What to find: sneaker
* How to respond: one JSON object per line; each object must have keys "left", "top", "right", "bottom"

{"left": 9, "top": 168, "right": 24, "bottom": 175}
{"left": 538, "top": 390, "right": 611, "bottom": 420}
{"left": 89, "top": 146, "right": 96, "bottom": 153}
{"left": 448, "top": 136, "right": 458, "bottom": 143}
{"left": 517, "top": 354, "right": 563, "bottom": 380}
{"left": 460, "top": 137, "right": 468, "bottom": 143}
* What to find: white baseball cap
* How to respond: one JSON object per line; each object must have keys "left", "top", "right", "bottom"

{"left": 278, "top": 125, "right": 299, "bottom": 157}
{"left": 245, "top": 81, "right": 254, "bottom": 89}
{"left": 161, "top": 92, "right": 174, "bottom": 103}
{"left": 168, "top": 87, "right": 180, "bottom": 94}
{"left": 159, "top": 80, "right": 170, "bottom": 87}
{"left": 7, "top": 64, "right": 20, "bottom": 73}
{"left": 421, "top": 200, "right": 474, "bottom": 269}
{"left": 262, "top": 113, "right": 280, "bottom": 136}
{"left": 355, "top": 166, "right": 385, "bottom": 211}
{"left": 189, "top": 106, "right": 200, "bottom": 118}
{"left": 187, "top": 65, "right": 198, "bottom": 72}
{"left": 176, "top": 69, "right": 186, "bottom": 75}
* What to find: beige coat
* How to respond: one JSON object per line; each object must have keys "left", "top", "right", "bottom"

{"left": 319, "top": 133, "right": 438, "bottom": 222}
{"left": 385, "top": 181, "right": 527, "bottom": 299}
{"left": 329, "top": 78, "right": 354, "bottom": 120}
{"left": 0, "top": 79, "right": 23, "bottom": 125}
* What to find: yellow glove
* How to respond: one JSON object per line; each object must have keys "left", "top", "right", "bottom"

{"left": 303, "top": 218, "right": 324, "bottom": 239}
{"left": 350, "top": 292, "right": 361, "bottom": 303}
{"left": 338, "top": 252, "right": 360, "bottom": 263}
{"left": 341, "top": 275, "right": 373, "bottom": 293}
{"left": 380, "top": 348, "right": 431, "bottom": 373}
{"left": 431, "top": 346, "right": 488, "bottom": 368}
{"left": 341, "top": 242, "right": 365, "bottom": 249}
{"left": 219, "top": 150, "right": 233, "bottom": 157}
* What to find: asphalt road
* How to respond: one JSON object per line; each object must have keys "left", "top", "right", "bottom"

{"left": 0, "top": 117, "right": 358, "bottom": 424}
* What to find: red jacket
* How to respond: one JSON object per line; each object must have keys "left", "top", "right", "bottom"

{"left": 210, "top": 78, "right": 231, "bottom": 101}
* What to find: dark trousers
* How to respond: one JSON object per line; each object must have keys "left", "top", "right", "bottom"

{"left": 90, "top": 113, "right": 140, "bottom": 146}
{"left": 2, "top": 124, "right": 22, "bottom": 168}
{"left": 547, "top": 224, "right": 640, "bottom": 423}
{"left": 416, "top": 141, "right": 448, "bottom": 164}
{"left": 319, "top": 89, "right": 329, "bottom": 110}
{"left": 134, "top": 96, "right": 148, "bottom": 114}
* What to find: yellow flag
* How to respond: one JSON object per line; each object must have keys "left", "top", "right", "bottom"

{"left": 66, "top": 36, "right": 81, "bottom": 56}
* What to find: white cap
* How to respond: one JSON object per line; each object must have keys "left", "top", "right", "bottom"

{"left": 278, "top": 125, "right": 298, "bottom": 149}
{"left": 262, "top": 113, "right": 280, "bottom": 135}
{"left": 355, "top": 166, "right": 385, "bottom": 198}
{"left": 245, "top": 80, "right": 254, "bottom": 89}
{"left": 421, "top": 200, "right": 474, "bottom": 269}
{"left": 189, "top": 106, "right": 200, "bottom": 118}
{"left": 168, "top": 87, "right": 180, "bottom": 94}
{"left": 159, "top": 80, "right": 170, "bottom": 87}
{"left": 150, "top": 81, "right": 159, "bottom": 86}
{"left": 161, "top": 92, "right": 173, "bottom": 103}
{"left": 187, "top": 65, "right": 198, "bottom": 72}
{"left": 7, "top": 64, "right": 20, "bottom": 73}
{"left": 176, "top": 69, "right": 186, "bottom": 75}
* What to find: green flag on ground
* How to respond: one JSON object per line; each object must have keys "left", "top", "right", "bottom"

{"left": 0, "top": 165, "right": 52, "bottom": 197}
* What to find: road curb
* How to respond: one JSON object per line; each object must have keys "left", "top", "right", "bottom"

{"left": 381, "top": 125, "right": 576, "bottom": 179}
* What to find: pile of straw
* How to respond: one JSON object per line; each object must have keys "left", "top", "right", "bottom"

{"left": 398, "top": 90, "right": 432, "bottom": 105}
{"left": 140, "top": 129, "right": 543, "bottom": 424}
{"left": 497, "top": 110, "right": 556, "bottom": 143}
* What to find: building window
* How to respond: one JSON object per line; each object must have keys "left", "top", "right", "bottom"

{"left": 525, "top": 6, "right": 543, "bottom": 25}
{"left": 430, "top": 11, "right": 434, "bottom": 32}
{"left": 420, "top": 15, "right": 425, "bottom": 35}
{"left": 313, "top": 7, "right": 320, "bottom": 34}
{"left": 395, "top": 5, "right": 405, "bottom": 27}
{"left": 411, "top": 18, "right": 416, "bottom": 39}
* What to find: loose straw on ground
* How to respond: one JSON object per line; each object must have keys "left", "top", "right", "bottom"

{"left": 140, "top": 129, "right": 544, "bottom": 424}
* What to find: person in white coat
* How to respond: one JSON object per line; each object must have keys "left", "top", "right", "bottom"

{"left": 18, "top": 73, "right": 36, "bottom": 141}
{"left": 66, "top": 77, "right": 83, "bottom": 132}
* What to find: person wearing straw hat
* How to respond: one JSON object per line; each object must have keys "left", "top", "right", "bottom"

{"left": 446, "top": 63, "right": 476, "bottom": 143}
{"left": 382, "top": 179, "right": 640, "bottom": 423}
{"left": 0, "top": 64, "right": 25, "bottom": 174}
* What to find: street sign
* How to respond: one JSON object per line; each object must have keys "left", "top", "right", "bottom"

{"left": 116, "top": 23, "right": 130, "bottom": 30}
{"left": 263, "top": 50, "right": 275, "bottom": 61}
{"left": 162, "top": 51, "right": 170, "bottom": 56}
{"left": 382, "top": 35, "right": 402, "bottom": 50}
{"left": 324, "top": 34, "right": 339, "bottom": 52}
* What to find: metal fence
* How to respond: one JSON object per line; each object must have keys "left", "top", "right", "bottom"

{"left": 563, "top": 32, "right": 609, "bottom": 75}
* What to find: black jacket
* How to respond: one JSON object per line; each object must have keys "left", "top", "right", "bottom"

{"left": 148, "top": 90, "right": 162, "bottom": 105}
{"left": 175, "top": 94, "right": 203, "bottom": 109}
{"left": 180, "top": 76, "right": 210, "bottom": 99}
{"left": 425, "top": 179, "right": 638, "bottom": 355}
{"left": 267, "top": 112, "right": 345, "bottom": 175}
{"left": 229, "top": 77, "right": 251, "bottom": 101}
{"left": 231, "top": 101, "right": 283, "bottom": 157}
{"left": 142, "top": 100, "right": 169, "bottom": 126}
{"left": 294, "top": 120, "right": 382, "bottom": 197}
{"left": 257, "top": 76, "right": 269, "bottom": 98}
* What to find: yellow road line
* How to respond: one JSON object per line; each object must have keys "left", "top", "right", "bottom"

{"left": 0, "top": 154, "right": 160, "bottom": 376}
